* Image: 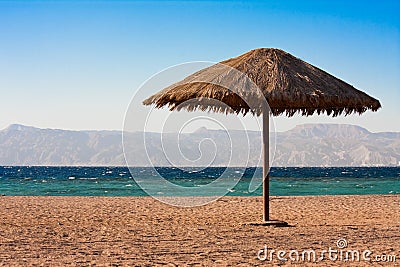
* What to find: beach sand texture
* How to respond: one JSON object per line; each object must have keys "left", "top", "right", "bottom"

{"left": 0, "top": 195, "right": 399, "bottom": 266}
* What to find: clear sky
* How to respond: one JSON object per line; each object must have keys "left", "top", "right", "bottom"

{"left": 0, "top": 0, "right": 399, "bottom": 132}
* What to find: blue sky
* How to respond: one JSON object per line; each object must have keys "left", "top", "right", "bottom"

{"left": 0, "top": 0, "right": 399, "bottom": 132}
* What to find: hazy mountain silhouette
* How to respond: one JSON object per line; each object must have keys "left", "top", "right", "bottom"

{"left": 0, "top": 124, "right": 399, "bottom": 167}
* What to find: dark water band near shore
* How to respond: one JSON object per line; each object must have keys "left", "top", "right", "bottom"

{"left": 0, "top": 166, "right": 399, "bottom": 196}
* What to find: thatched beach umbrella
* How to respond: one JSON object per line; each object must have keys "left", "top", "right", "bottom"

{"left": 143, "top": 48, "right": 381, "bottom": 224}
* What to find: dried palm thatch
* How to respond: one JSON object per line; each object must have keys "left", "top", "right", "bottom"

{"left": 143, "top": 48, "right": 381, "bottom": 117}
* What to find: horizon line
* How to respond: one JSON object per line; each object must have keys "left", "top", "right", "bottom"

{"left": 2, "top": 122, "right": 399, "bottom": 134}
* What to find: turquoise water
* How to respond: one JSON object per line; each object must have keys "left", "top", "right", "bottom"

{"left": 0, "top": 166, "right": 399, "bottom": 196}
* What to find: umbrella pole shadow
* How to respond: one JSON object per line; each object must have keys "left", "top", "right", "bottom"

{"left": 246, "top": 220, "right": 294, "bottom": 227}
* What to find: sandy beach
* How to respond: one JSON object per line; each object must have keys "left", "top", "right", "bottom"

{"left": 0, "top": 195, "right": 399, "bottom": 266}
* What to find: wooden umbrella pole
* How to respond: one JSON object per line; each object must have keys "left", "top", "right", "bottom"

{"left": 262, "top": 108, "right": 270, "bottom": 222}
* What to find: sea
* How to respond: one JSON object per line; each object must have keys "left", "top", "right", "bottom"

{"left": 0, "top": 166, "right": 399, "bottom": 197}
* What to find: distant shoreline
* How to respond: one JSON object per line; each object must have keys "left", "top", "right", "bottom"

{"left": 1, "top": 165, "right": 400, "bottom": 168}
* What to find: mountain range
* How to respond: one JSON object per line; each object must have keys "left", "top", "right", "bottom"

{"left": 0, "top": 123, "right": 399, "bottom": 167}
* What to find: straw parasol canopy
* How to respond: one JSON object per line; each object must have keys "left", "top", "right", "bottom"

{"left": 143, "top": 48, "right": 381, "bottom": 224}
{"left": 144, "top": 48, "right": 381, "bottom": 117}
